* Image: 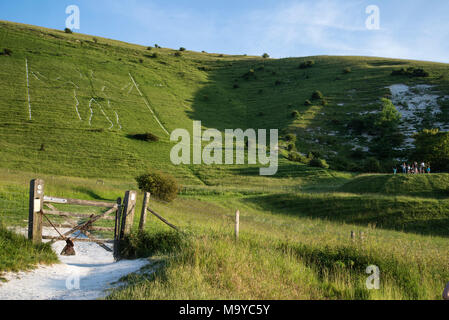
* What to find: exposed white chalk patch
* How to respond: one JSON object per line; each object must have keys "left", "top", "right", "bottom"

{"left": 108, "top": 100, "right": 122, "bottom": 130}
{"left": 388, "top": 83, "right": 445, "bottom": 148}
{"left": 36, "top": 71, "right": 48, "bottom": 80}
{"left": 73, "top": 90, "right": 82, "bottom": 121}
{"left": 127, "top": 84, "right": 134, "bottom": 94}
{"left": 25, "top": 58, "right": 32, "bottom": 120}
{"left": 67, "top": 81, "right": 79, "bottom": 89}
{"left": 101, "top": 86, "right": 106, "bottom": 92}
{"left": 114, "top": 111, "right": 122, "bottom": 130}
{"left": 31, "top": 71, "right": 40, "bottom": 81}
{"left": 92, "top": 98, "right": 114, "bottom": 129}
{"left": 89, "top": 98, "right": 94, "bottom": 126}
{"left": 129, "top": 72, "right": 169, "bottom": 135}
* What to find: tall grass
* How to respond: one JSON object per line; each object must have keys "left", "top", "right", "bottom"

{"left": 0, "top": 224, "right": 58, "bottom": 277}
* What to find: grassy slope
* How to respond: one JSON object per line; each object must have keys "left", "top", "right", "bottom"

{"left": 1, "top": 21, "right": 449, "bottom": 181}
{"left": 0, "top": 21, "right": 449, "bottom": 299}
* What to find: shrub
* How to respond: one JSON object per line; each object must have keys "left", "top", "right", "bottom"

{"left": 147, "top": 46, "right": 152, "bottom": 50}
{"left": 363, "top": 157, "right": 381, "bottom": 173}
{"left": 139, "top": 58, "right": 144, "bottom": 63}
{"left": 391, "top": 67, "right": 429, "bottom": 77}
{"left": 343, "top": 67, "right": 352, "bottom": 74}
{"left": 288, "top": 152, "right": 308, "bottom": 164}
{"left": 299, "top": 60, "right": 315, "bottom": 69}
{"left": 275, "top": 79, "right": 282, "bottom": 86}
{"left": 262, "top": 53, "right": 270, "bottom": 59}
{"left": 242, "top": 69, "right": 255, "bottom": 79}
{"left": 179, "top": 47, "right": 186, "bottom": 51}
{"left": 174, "top": 52, "right": 182, "bottom": 57}
{"left": 1, "top": 48, "right": 12, "bottom": 56}
{"left": 287, "top": 143, "right": 296, "bottom": 151}
{"left": 154, "top": 44, "right": 160, "bottom": 48}
{"left": 304, "top": 99, "right": 312, "bottom": 106}
{"left": 119, "top": 230, "right": 188, "bottom": 259}
{"left": 64, "top": 28, "right": 73, "bottom": 34}
{"left": 309, "top": 158, "right": 329, "bottom": 169}
{"left": 150, "top": 53, "right": 159, "bottom": 58}
{"left": 311, "top": 90, "right": 324, "bottom": 100}
{"left": 291, "top": 110, "right": 300, "bottom": 119}
{"left": 285, "top": 133, "right": 297, "bottom": 143}
{"left": 233, "top": 83, "right": 240, "bottom": 89}
{"left": 129, "top": 132, "right": 159, "bottom": 142}
{"left": 136, "top": 171, "right": 180, "bottom": 202}
{"left": 93, "top": 37, "right": 98, "bottom": 43}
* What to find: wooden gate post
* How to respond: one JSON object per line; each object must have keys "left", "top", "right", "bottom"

{"left": 28, "top": 179, "right": 44, "bottom": 244}
{"left": 113, "top": 197, "right": 122, "bottom": 260}
{"left": 139, "top": 192, "right": 150, "bottom": 232}
{"left": 120, "top": 190, "right": 137, "bottom": 238}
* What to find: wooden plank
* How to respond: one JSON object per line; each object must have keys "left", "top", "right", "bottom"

{"left": 82, "top": 230, "right": 113, "bottom": 252}
{"left": 43, "top": 222, "right": 76, "bottom": 229}
{"left": 43, "top": 196, "right": 116, "bottom": 208}
{"left": 146, "top": 207, "right": 178, "bottom": 231}
{"left": 42, "top": 223, "right": 112, "bottom": 232}
{"left": 42, "top": 235, "right": 114, "bottom": 244}
{"left": 60, "top": 206, "right": 118, "bottom": 238}
{"left": 28, "top": 179, "right": 44, "bottom": 244}
{"left": 42, "top": 209, "right": 115, "bottom": 220}
{"left": 121, "top": 190, "right": 137, "bottom": 237}
{"left": 139, "top": 192, "right": 150, "bottom": 231}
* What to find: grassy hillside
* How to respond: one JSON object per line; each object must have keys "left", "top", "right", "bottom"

{"left": 1, "top": 21, "right": 449, "bottom": 181}
{"left": 1, "top": 21, "right": 449, "bottom": 300}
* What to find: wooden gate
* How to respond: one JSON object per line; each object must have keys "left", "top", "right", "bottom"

{"left": 28, "top": 179, "right": 137, "bottom": 260}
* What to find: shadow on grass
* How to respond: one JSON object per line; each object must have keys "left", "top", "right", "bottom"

{"left": 244, "top": 193, "right": 449, "bottom": 237}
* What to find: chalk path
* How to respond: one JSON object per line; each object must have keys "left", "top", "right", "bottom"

{"left": 0, "top": 227, "right": 149, "bottom": 300}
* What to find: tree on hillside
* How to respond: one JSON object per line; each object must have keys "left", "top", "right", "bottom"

{"left": 375, "top": 98, "right": 402, "bottom": 129}
{"left": 370, "top": 98, "right": 404, "bottom": 159}
{"left": 412, "top": 129, "right": 449, "bottom": 171}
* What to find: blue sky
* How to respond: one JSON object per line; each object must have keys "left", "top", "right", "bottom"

{"left": 1, "top": 0, "right": 448, "bottom": 62}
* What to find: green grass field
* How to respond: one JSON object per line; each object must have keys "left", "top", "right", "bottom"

{"left": 1, "top": 21, "right": 449, "bottom": 300}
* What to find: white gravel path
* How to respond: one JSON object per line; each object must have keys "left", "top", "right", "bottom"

{"left": 0, "top": 227, "right": 149, "bottom": 300}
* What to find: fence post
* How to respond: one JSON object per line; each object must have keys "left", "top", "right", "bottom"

{"left": 120, "top": 190, "right": 137, "bottom": 238}
{"left": 113, "top": 197, "right": 122, "bottom": 260}
{"left": 139, "top": 192, "right": 150, "bottom": 232}
{"left": 28, "top": 179, "right": 44, "bottom": 244}
{"left": 235, "top": 210, "right": 240, "bottom": 241}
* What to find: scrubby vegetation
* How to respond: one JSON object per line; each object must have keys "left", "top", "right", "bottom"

{"left": 391, "top": 67, "right": 429, "bottom": 77}
{"left": 128, "top": 133, "right": 159, "bottom": 142}
{"left": 136, "top": 171, "right": 179, "bottom": 202}
{"left": 0, "top": 224, "right": 58, "bottom": 276}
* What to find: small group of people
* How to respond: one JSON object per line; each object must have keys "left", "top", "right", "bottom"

{"left": 393, "top": 162, "right": 430, "bottom": 175}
